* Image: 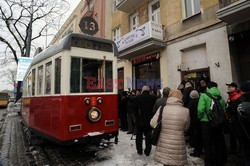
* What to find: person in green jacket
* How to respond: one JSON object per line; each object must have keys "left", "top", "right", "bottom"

{"left": 198, "top": 83, "right": 226, "bottom": 122}
{"left": 198, "top": 81, "right": 227, "bottom": 166}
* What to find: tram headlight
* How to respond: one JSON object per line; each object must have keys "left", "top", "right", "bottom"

{"left": 88, "top": 107, "right": 102, "bottom": 122}
{"left": 97, "top": 97, "right": 102, "bottom": 104}
{"left": 84, "top": 98, "right": 90, "bottom": 105}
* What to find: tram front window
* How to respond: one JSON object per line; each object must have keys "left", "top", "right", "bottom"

{"left": 70, "top": 57, "right": 113, "bottom": 93}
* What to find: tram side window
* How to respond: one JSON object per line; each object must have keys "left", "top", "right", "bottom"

{"left": 38, "top": 66, "right": 43, "bottom": 95}
{"left": 45, "top": 62, "right": 52, "bottom": 94}
{"left": 27, "top": 73, "right": 32, "bottom": 97}
{"left": 70, "top": 58, "right": 81, "bottom": 93}
{"left": 32, "top": 69, "right": 36, "bottom": 96}
{"left": 55, "top": 57, "right": 61, "bottom": 94}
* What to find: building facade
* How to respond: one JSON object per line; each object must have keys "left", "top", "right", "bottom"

{"left": 50, "top": 0, "right": 113, "bottom": 44}
{"left": 113, "top": 0, "right": 236, "bottom": 98}
{"left": 217, "top": 0, "right": 250, "bottom": 84}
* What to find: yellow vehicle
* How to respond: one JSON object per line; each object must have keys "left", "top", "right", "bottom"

{"left": 0, "top": 92, "right": 9, "bottom": 108}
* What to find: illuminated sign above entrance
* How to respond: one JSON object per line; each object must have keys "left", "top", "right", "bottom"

{"left": 131, "top": 53, "right": 159, "bottom": 65}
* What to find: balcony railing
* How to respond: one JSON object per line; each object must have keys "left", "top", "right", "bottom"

{"left": 219, "top": 0, "right": 240, "bottom": 8}
{"left": 115, "top": 21, "right": 164, "bottom": 52}
{"left": 116, "top": 0, "right": 145, "bottom": 13}
{"left": 217, "top": 0, "right": 250, "bottom": 24}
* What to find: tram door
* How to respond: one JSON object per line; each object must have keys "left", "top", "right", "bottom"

{"left": 181, "top": 68, "right": 210, "bottom": 91}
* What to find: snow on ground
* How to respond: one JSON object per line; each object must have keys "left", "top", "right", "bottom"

{"left": 90, "top": 130, "right": 204, "bottom": 166}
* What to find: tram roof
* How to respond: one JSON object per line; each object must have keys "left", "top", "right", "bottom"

{"left": 31, "top": 33, "right": 118, "bottom": 66}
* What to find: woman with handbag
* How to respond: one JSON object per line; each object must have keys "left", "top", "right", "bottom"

{"left": 150, "top": 90, "right": 190, "bottom": 166}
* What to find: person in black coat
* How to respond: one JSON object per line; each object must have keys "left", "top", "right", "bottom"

{"left": 183, "top": 82, "right": 194, "bottom": 107}
{"left": 152, "top": 87, "right": 171, "bottom": 114}
{"left": 118, "top": 91, "right": 128, "bottom": 131}
{"left": 126, "top": 90, "right": 137, "bottom": 134}
{"left": 236, "top": 81, "right": 250, "bottom": 165}
{"left": 135, "top": 86, "right": 157, "bottom": 156}
{"left": 187, "top": 90, "right": 202, "bottom": 157}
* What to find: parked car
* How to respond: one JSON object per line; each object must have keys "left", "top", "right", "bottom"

{"left": 13, "top": 98, "right": 22, "bottom": 114}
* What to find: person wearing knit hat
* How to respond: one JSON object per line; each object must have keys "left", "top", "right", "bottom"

{"left": 188, "top": 90, "right": 202, "bottom": 157}
{"left": 240, "top": 81, "right": 250, "bottom": 93}
{"left": 207, "top": 81, "right": 218, "bottom": 89}
{"left": 190, "top": 90, "right": 199, "bottom": 99}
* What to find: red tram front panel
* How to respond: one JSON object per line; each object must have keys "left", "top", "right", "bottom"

{"left": 23, "top": 94, "right": 118, "bottom": 142}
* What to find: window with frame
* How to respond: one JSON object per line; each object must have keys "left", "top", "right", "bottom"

{"left": 45, "top": 62, "right": 52, "bottom": 94}
{"left": 55, "top": 57, "right": 61, "bottom": 94}
{"left": 130, "top": 13, "right": 139, "bottom": 30}
{"left": 183, "top": 0, "right": 200, "bottom": 18}
{"left": 113, "top": 27, "right": 121, "bottom": 42}
{"left": 32, "top": 69, "right": 36, "bottom": 96}
{"left": 38, "top": 66, "right": 43, "bottom": 95}
{"left": 70, "top": 57, "right": 113, "bottom": 93}
{"left": 149, "top": 0, "right": 161, "bottom": 24}
{"left": 27, "top": 73, "right": 32, "bottom": 97}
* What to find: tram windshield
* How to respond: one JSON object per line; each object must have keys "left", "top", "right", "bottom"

{"left": 70, "top": 57, "right": 113, "bottom": 93}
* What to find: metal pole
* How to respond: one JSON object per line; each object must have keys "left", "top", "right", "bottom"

{"left": 26, "top": 0, "right": 34, "bottom": 57}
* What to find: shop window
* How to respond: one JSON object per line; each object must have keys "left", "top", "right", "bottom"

{"left": 182, "top": 0, "right": 200, "bottom": 18}
{"left": 130, "top": 13, "right": 139, "bottom": 30}
{"left": 55, "top": 57, "right": 61, "bottom": 94}
{"left": 113, "top": 27, "right": 121, "bottom": 42}
{"left": 149, "top": 0, "right": 161, "bottom": 24}
{"left": 32, "top": 69, "right": 36, "bottom": 96}
{"left": 38, "top": 66, "right": 43, "bottom": 95}
{"left": 45, "top": 62, "right": 52, "bottom": 94}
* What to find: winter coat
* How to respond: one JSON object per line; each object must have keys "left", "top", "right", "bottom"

{"left": 135, "top": 91, "right": 157, "bottom": 127}
{"left": 183, "top": 86, "right": 194, "bottom": 107}
{"left": 197, "top": 87, "right": 226, "bottom": 122}
{"left": 152, "top": 97, "right": 167, "bottom": 114}
{"left": 126, "top": 95, "right": 136, "bottom": 113}
{"left": 150, "top": 97, "right": 190, "bottom": 166}
{"left": 188, "top": 98, "right": 200, "bottom": 130}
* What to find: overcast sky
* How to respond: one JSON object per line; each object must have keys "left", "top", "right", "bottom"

{"left": 0, "top": 0, "right": 81, "bottom": 91}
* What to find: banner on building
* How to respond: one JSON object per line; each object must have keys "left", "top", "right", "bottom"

{"left": 16, "top": 57, "right": 33, "bottom": 81}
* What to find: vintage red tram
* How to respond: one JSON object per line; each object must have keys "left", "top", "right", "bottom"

{"left": 22, "top": 33, "right": 119, "bottom": 144}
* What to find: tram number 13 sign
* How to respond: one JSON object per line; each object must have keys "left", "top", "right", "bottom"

{"left": 79, "top": 16, "right": 99, "bottom": 36}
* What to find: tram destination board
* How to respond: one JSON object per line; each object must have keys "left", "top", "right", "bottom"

{"left": 71, "top": 37, "right": 113, "bottom": 52}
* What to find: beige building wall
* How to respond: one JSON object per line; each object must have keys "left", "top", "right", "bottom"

{"left": 113, "top": 0, "right": 233, "bottom": 93}
{"left": 117, "top": 59, "right": 132, "bottom": 91}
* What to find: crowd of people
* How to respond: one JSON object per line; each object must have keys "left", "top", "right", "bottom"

{"left": 118, "top": 77, "right": 250, "bottom": 166}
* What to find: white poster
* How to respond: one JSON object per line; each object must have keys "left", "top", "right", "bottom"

{"left": 16, "top": 57, "right": 33, "bottom": 81}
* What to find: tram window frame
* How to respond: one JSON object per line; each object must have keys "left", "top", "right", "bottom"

{"left": 55, "top": 57, "right": 61, "bottom": 94}
{"left": 32, "top": 69, "right": 36, "bottom": 96}
{"left": 27, "top": 72, "right": 32, "bottom": 97}
{"left": 37, "top": 65, "right": 43, "bottom": 95}
{"left": 45, "top": 62, "right": 52, "bottom": 95}
{"left": 70, "top": 57, "right": 113, "bottom": 93}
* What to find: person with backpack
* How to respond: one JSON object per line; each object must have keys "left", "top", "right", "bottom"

{"left": 198, "top": 81, "right": 227, "bottom": 166}
{"left": 237, "top": 81, "right": 250, "bottom": 166}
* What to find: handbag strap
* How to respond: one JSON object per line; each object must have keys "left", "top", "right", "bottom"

{"left": 157, "top": 103, "right": 165, "bottom": 123}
